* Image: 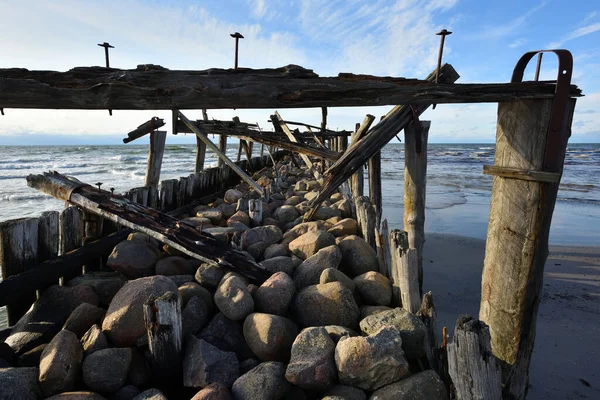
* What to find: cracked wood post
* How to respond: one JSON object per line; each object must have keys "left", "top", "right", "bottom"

{"left": 144, "top": 291, "right": 183, "bottom": 388}
{"left": 404, "top": 121, "right": 430, "bottom": 295}
{"left": 480, "top": 98, "right": 576, "bottom": 399}
{"left": 355, "top": 196, "right": 377, "bottom": 250}
{"left": 145, "top": 130, "right": 167, "bottom": 187}
{"left": 448, "top": 315, "right": 502, "bottom": 400}
{"left": 389, "top": 229, "right": 419, "bottom": 313}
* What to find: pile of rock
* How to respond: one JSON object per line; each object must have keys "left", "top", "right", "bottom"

{"left": 0, "top": 160, "right": 448, "bottom": 399}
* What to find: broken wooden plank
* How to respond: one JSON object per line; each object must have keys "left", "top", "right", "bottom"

{"left": 271, "top": 112, "right": 316, "bottom": 171}
{"left": 26, "top": 171, "right": 270, "bottom": 283}
{"left": 239, "top": 134, "right": 340, "bottom": 161}
{"left": 123, "top": 117, "right": 166, "bottom": 143}
{"left": 146, "top": 130, "right": 167, "bottom": 187}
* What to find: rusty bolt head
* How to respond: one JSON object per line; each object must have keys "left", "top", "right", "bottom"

{"left": 436, "top": 29, "right": 452, "bottom": 36}
{"left": 230, "top": 32, "right": 244, "bottom": 39}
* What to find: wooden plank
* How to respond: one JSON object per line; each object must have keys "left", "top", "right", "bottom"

{"left": 404, "top": 121, "right": 430, "bottom": 294}
{"left": 417, "top": 292, "right": 438, "bottom": 371}
{"left": 375, "top": 219, "right": 389, "bottom": 278}
{"left": 239, "top": 134, "right": 340, "bottom": 161}
{"left": 2, "top": 64, "right": 581, "bottom": 111}
{"left": 249, "top": 199, "right": 263, "bottom": 227}
{"left": 304, "top": 65, "right": 459, "bottom": 221}
{"left": 0, "top": 229, "right": 131, "bottom": 307}
{"left": 38, "top": 211, "right": 59, "bottom": 261}
{"left": 350, "top": 116, "right": 374, "bottom": 200}
{"left": 0, "top": 218, "right": 39, "bottom": 324}
{"left": 159, "top": 179, "right": 178, "bottom": 212}
{"left": 123, "top": 117, "right": 166, "bottom": 143}
{"left": 218, "top": 134, "right": 228, "bottom": 167}
{"left": 60, "top": 206, "right": 84, "bottom": 255}
{"left": 448, "top": 315, "right": 502, "bottom": 400}
{"left": 146, "top": 130, "right": 167, "bottom": 187}
{"left": 368, "top": 151, "right": 382, "bottom": 227}
{"left": 479, "top": 98, "right": 576, "bottom": 399}
{"left": 27, "top": 172, "right": 270, "bottom": 283}
{"left": 271, "top": 112, "right": 317, "bottom": 177}
{"left": 179, "top": 112, "right": 264, "bottom": 196}
{"left": 482, "top": 165, "right": 560, "bottom": 183}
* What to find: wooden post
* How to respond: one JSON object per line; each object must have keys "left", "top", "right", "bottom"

{"left": 248, "top": 199, "right": 263, "bottom": 227}
{"left": 159, "top": 179, "right": 179, "bottom": 212}
{"left": 271, "top": 112, "right": 318, "bottom": 178}
{"left": 417, "top": 292, "right": 438, "bottom": 371}
{"left": 404, "top": 121, "right": 430, "bottom": 294}
{"left": 195, "top": 136, "right": 207, "bottom": 173}
{"left": 143, "top": 291, "right": 183, "bottom": 387}
{"left": 260, "top": 144, "right": 265, "bottom": 157}
{"left": 321, "top": 107, "right": 327, "bottom": 132}
{"left": 236, "top": 141, "right": 243, "bottom": 162}
{"left": 218, "top": 134, "right": 228, "bottom": 167}
{"left": 0, "top": 218, "right": 39, "bottom": 325}
{"left": 389, "top": 229, "right": 420, "bottom": 313}
{"left": 355, "top": 196, "right": 377, "bottom": 250}
{"left": 368, "top": 151, "right": 382, "bottom": 227}
{"left": 350, "top": 116, "right": 375, "bottom": 200}
{"left": 38, "top": 211, "right": 59, "bottom": 261}
{"left": 479, "top": 99, "right": 576, "bottom": 399}
{"left": 376, "top": 219, "right": 391, "bottom": 278}
{"left": 145, "top": 130, "right": 167, "bottom": 188}
{"left": 60, "top": 206, "right": 84, "bottom": 255}
{"left": 448, "top": 315, "right": 502, "bottom": 400}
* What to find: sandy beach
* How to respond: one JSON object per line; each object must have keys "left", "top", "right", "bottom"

{"left": 423, "top": 233, "right": 600, "bottom": 400}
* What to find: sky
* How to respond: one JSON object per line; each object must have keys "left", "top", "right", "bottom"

{"left": 0, "top": 0, "right": 599, "bottom": 144}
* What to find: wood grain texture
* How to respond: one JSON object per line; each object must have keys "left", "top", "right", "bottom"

{"left": 0, "top": 64, "right": 581, "bottom": 110}
{"left": 355, "top": 196, "right": 377, "bottom": 250}
{"left": 482, "top": 165, "right": 560, "bottom": 183}
{"left": 60, "top": 206, "right": 84, "bottom": 255}
{"left": 37, "top": 211, "right": 59, "bottom": 261}
{"left": 479, "top": 98, "right": 576, "bottom": 399}
{"left": 145, "top": 130, "right": 167, "bottom": 187}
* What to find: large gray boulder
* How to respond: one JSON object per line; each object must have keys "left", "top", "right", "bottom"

{"left": 259, "top": 256, "right": 295, "bottom": 276}
{"left": 183, "top": 336, "right": 239, "bottom": 388}
{"left": 285, "top": 327, "right": 337, "bottom": 392}
{"left": 232, "top": 362, "right": 291, "bottom": 400}
{"left": 320, "top": 268, "right": 355, "bottom": 291}
{"left": 338, "top": 235, "right": 379, "bottom": 277}
{"left": 293, "top": 245, "right": 341, "bottom": 289}
{"left": 353, "top": 272, "right": 392, "bottom": 306}
{"left": 254, "top": 272, "right": 295, "bottom": 316}
{"left": 102, "top": 276, "right": 178, "bottom": 347}
{"left": 178, "top": 282, "right": 213, "bottom": 309}
{"left": 359, "top": 308, "right": 427, "bottom": 359}
{"left": 327, "top": 218, "right": 359, "bottom": 237}
{"left": 183, "top": 296, "right": 211, "bottom": 336}
{"left": 106, "top": 240, "right": 158, "bottom": 279}
{"left": 155, "top": 256, "right": 194, "bottom": 276}
{"left": 132, "top": 388, "right": 168, "bottom": 400}
{"left": 83, "top": 348, "right": 132, "bottom": 393}
{"left": 80, "top": 324, "right": 108, "bottom": 357}
{"left": 323, "top": 385, "right": 366, "bottom": 400}
{"left": 45, "top": 391, "right": 107, "bottom": 399}
{"left": 63, "top": 303, "right": 106, "bottom": 338}
{"left": 0, "top": 367, "right": 41, "bottom": 400}
{"left": 66, "top": 271, "right": 126, "bottom": 307}
{"left": 281, "top": 221, "right": 325, "bottom": 246}
{"left": 289, "top": 231, "right": 336, "bottom": 259}
{"left": 293, "top": 282, "right": 359, "bottom": 328}
{"left": 39, "top": 330, "right": 84, "bottom": 396}
{"left": 273, "top": 205, "right": 300, "bottom": 225}
{"left": 241, "top": 226, "right": 282, "bottom": 259}
{"left": 243, "top": 313, "right": 297, "bottom": 362}
{"left": 195, "top": 263, "right": 225, "bottom": 290}
{"left": 198, "top": 313, "right": 254, "bottom": 362}
{"left": 335, "top": 326, "right": 409, "bottom": 391}
{"left": 214, "top": 274, "right": 254, "bottom": 321}
{"left": 369, "top": 370, "right": 448, "bottom": 400}
{"left": 191, "top": 382, "right": 233, "bottom": 399}
{"left": 263, "top": 243, "right": 288, "bottom": 260}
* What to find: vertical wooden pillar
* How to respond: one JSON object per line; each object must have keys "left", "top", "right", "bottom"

{"left": 236, "top": 141, "right": 243, "bottom": 162}
{"left": 350, "top": 129, "right": 364, "bottom": 199}
{"left": 195, "top": 136, "right": 206, "bottom": 173}
{"left": 404, "top": 121, "right": 430, "bottom": 294}
{"left": 145, "top": 130, "right": 167, "bottom": 188}
{"left": 321, "top": 107, "right": 327, "bottom": 132}
{"left": 389, "top": 229, "right": 420, "bottom": 313}
{"left": 218, "top": 135, "right": 228, "bottom": 167}
{"left": 60, "top": 206, "right": 84, "bottom": 255}
{"left": 480, "top": 99, "right": 576, "bottom": 399}
{"left": 38, "top": 211, "right": 59, "bottom": 261}
{"left": 368, "top": 151, "right": 382, "bottom": 226}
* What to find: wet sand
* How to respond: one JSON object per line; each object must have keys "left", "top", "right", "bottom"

{"left": 423, "top": 233, "right": 600, "bottom": 400}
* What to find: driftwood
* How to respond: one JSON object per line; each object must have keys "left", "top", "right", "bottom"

{"left": 123, "top": 118, "right": 166, "bottom": 143}
{"left": 479, "top": 98, "right": 576, "bottom": 399}
{"left": 448, "top": 315, "right": 502, "bottom": 400}
{"left": 0, "top": 229, "right": 131, "bottom": 307}
{"left": 0, "top": 64, "right": 581, "bottom": 110}
{"left": 26, "top": 171, "right": 270, "bottom": 283}
{"left": 304, "top": 64, "right": 460, "bottom": 221}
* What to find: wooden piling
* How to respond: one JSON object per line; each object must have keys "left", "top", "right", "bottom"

{"left": 60, "top": 206, "right": 84, "bottom": 255}
{"left": 218, "top": 134, "right": 228, "bottom": 167}
{"left": 480, "top": 98, "right": 576, "bottom": 399}
{"left": 404, "top": 121, "right": 430, "bottom": 294}
{"left": 160, "top": 179, "right": 179, "bottom": 212}
{"left": 145, "top": 130, "right": 167, "bottom": 187}
{"left": 368, "top": 151, "right": 382, "bottom": 226}
{"left": 248, "top": 199, "right": 263, "bottom": 227}
{"left": 389, "top": 229, "right": 420, "bottom": 313}
{"left": 38, "top": 211, "right": 59, "bottom": 261}
{"left": 355, "top": 196, "right": 377, "bottom": 250}
{"left": 195, "top": 136, "right": 207, "bottom": 173}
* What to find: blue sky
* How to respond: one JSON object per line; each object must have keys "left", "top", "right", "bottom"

{"left": 0, "top": 0, "right": 598, "bottom": 144}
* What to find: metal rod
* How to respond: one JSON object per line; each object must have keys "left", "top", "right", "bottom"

{"left": 534, "top": 53, "right": 543, "bottom": 81}
{"left": 230, "top": 32, "right": 244, "bottom": 70}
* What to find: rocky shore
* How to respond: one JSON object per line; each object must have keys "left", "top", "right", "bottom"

{"left": 0, "top": 158, "right": 448, "bottom": 400}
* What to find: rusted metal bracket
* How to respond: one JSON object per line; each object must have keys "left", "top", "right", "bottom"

{"left": 511, "top": 50, "right": 573, "bottom": 173}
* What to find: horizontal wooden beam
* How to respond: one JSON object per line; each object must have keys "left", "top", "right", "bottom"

{"left": 176, "top": 120, "right": 352, "bottom": 137}
{"left": 0, "top": 64, "right": 582, "bottom": 110}
{"left": 482, "top": 165, "right": 560, "bottom": 183}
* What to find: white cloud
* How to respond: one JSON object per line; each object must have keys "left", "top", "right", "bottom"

{"left": 509, "top": 38, "right": 528, "bottom": 48}
{"left": 548, "top": 22, "right": 600, "bottom": 48}
{"left": 582, "top": 11, "right": 597, "bottom": 24}
{"left": 482, "top": 2, "right": 547, "bottom": 39}
{"left": 249, "top": 0, "right": 267, "bottom": 19}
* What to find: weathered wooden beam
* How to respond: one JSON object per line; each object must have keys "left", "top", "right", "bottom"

{"left": 145, "top": 130, "right": 167, "bottom": 187}
{"left": 240, "top": 134, "right": 339, "bottom": 161}
{"left": 123, "top": 118, "right": 165, "bottom": 143}
{"left": 0, "top": 229, "right": 132, "bottom": 307}
{"left": 1, "top": 64, "right": 580, "bottom": 110}
{"left": 218, "top": 135, "right": 228, "bottom": 167}
{"left": 350, "top": 116, "right": 374, "bottom": 200}
{"left": 480, "top": 98, "right": 576, "bottom": 399}
{"left": 368, "top": 151, "right": 382, "bottom": 226}
{"left": 60, "top": 206, "right": 84, "bottom": 255}
{"left": 271, "top": 112, "right": 317, "bottom": 176}
{"left": 178, "top": 112, "right": 264, "bottom": 196}
{"left": 389, "top": 230, "right": 420, "bottom": 314}
{"left": 304, "top": 65, "right": 459, "bottom": 221}
{"left": 26, "top": 172, "right": 270, "bottom": 283}
{"left": 404, "top": 121, "right": 430, "bottom": 294}
{"left": 482, "top": 165, "right": 560, "bottom": 183}
{"left": 355, "top": 196, "right": 377, "bottom": 250}
{"left": 194, "top": 109, "right": 208, "bottom": 173}
{"left": 177, "top": 120, "right": 352, "bottom": 137}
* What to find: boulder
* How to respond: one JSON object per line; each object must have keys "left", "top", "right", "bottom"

{"left": 283, "top": 196, "right": 303, "bottom": 206}
{"left": 327, "top": 218, "right": 359, "bottom": 237}
{"left": 216, "top": 203, "right": 237, "bottom": 220}
{"left": 289, "top": 231, "right": 336, "bottom": 259}
{"left": 195, "top": 263, "right": 225, "bottom": 290}
{"left": 5, "top": 285, "right": 99, "bottom": 355}
{"left": 241, "top": 226, "right": 283, "bottom": 259}
{"left": 333, "top": 199, "right": 352, "bottom": 218}
{"left": 354, "top": 272, "right": 392, "bottom": 306}
{"left": 0, "top": 367, "right": 41, "bottom": 400}
{"left": 132, "top": 388, "right": 168, "bottom": 400}
{"left": 191, "top": 382, "right": 233, "bottom": 400}
{"left": 227, "top": 211, "right": 251, "bottom": 227}
{"left": 214, "top": 274, "right": 254, "bottom": 321}
{"left": 360, "top": 306, "right": 392, "bottom": 320}
{"left": 102, "top": 276, "right": 178, "bottom": 347}
{"left": 198, "top": 313, "right": 254, "bottom": 362}
{"left": 293, "top": 245, "right": 341, "bottom": 289}
{"left": 280, "top": 221, "right": 325, "bottom": 246}
{"left": 243, "top": 313, "right": 297, "bottom": 362}
{"left": 113, "top": 385, "right": 140, "bottom": 400}
{"left": 254, "top": 272, "right": 295, "bottom": 316}
{"left": 312, "top": 207, "right": 342, "bottom": 221}
{"left": 263, "top": 243, "right": 288, "bottom": 260}
{"left": 39, "top": 330, "right": 83, "bottom": 396}
{"left": 232, "top": 362, "right": 290, "bottom": 400}
{"left": 338, "top": 236, "right": 378, "bottom": 277}
{"left": 335, "top": 326, "right": 409, "bottom": 391}
{"left": 46, "top": 391, "right": 107, "bottom": 399}
{"left": 183, "top": 296, "right": 211, "bottom": 336}
{"left": 18, "top": 343, "right": 47, "bottom": 367}
{"left": 224, "top": 189, "right": 243, "bottom": 204}
{"left": 285, "top": 327, "right": 336, "bottom": 392}
{"left": 127, "top": 348, "right": 149, "bottom": 389}
{"left": 196, "top": 210, "right": 223, "bottom": 224}
{"left": 178, "top": 282, "right": 213, "bottom": 309}
{"left": 168, "top": 275, "right": 195, "bottom": 287}
{"left": 273, "top": 205, "right": 300, "bottom": 225}
{"left": 320, "top": 268, "right": 355, "bottom": 291}
{"left": 368, "top": 370, "right": 448, "bottom": 400}
{"left": 63, "top": 303, "right": 106, "bottom": 338}
{"left": 182, "top": 217, "right": 212, "bottom": 229}
{"left": 155, "top": 256, "right": 193, "bottom": 276}
{"left": 127, "top": 232, "right": 160, "bottom": 248}
{"left": 80, "top": 324, "right": 108, "bottom": 357}
{"left": 183, "top": 336, "right": 239, "bottom": 388}
{"left": 66, "top": 271, "right": 126, "bottom": 307}
{"left": 259, "top": 256, "right": 295, "bottom": 276}
{"left": 323, "top": 385, "right": 366, "bottom": 400}
{"left": 293, "top": 282, "right": 359, "bottom": 328}
{"left": 106, "top": 240, "right": 158, "bottom": 279}
{"left": 83, "top": 348, "right": 132, "bottom": 393}
{"left": 359, "top": 308, "right": 427, "bottom": 359}
{"left": 324, "top": 326, "right": 359, "bottom": 344}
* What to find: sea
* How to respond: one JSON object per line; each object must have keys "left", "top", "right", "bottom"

{"left": 1, "top": 143, "right": 599, "bottom": 328}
